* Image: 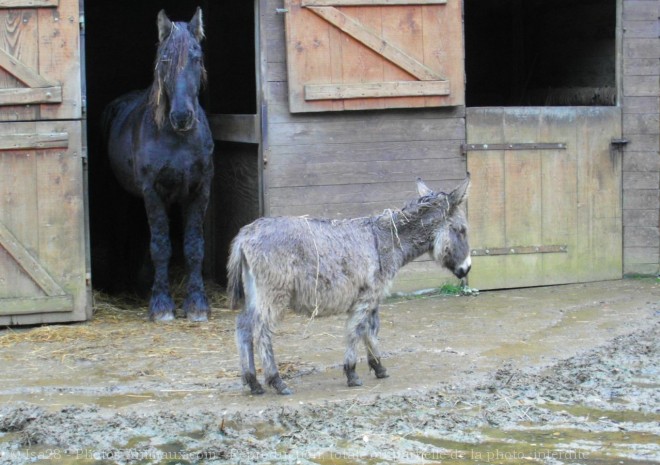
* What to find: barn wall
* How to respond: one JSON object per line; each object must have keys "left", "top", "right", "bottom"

{"left": 621, "top": 0, "right": 660, "bottom": 275}
{"left": 259, "top": 0, "right": 467, "bottom": 291}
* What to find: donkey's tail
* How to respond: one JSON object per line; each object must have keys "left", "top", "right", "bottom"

{"left": 227, "top": 236, "right": 245, "bottom": 310}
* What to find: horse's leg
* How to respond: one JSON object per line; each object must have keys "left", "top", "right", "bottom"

{"left": 236, "top": 266, "right": 264, "bottom": 394}
{"left": 364, "top": 307, "right": 389, "bottom": 379}
{"left": 181, "top": 183, "right": 211, "bottom": 322}
{"left": 254, "top": 300, "right": 291, "bottom": 395}
{"left": 344, "top": 302, "right": 372, "bottom": 387}
{"left": 143, "top": 189, "right": 175, "bottom": 321}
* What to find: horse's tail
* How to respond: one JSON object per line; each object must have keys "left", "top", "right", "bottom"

{"left": 227, "top": 235, "right": 245, "bottom": 310}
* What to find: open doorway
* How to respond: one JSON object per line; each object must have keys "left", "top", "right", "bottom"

{"left": 464, "top": 0, "right": 616, "bottom": 107}
{"left": 85, "top": 1, "right": 258, "bottom": 293}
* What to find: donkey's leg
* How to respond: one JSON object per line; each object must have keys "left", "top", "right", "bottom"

{"left": 181, "top": 184, "right": 211, "bottom": 322}
{"left": 236, "top": 306, "right": 263, "bottom": 395}
{"left": 254, "top": 302, "right": 292, "bottom": 395}
{"left": 143, "top": 189, "right": 175, "bottom": 321}
{"left": 344, "top": 303, "right": 372, "bottom": 387}
{"left": 364, "top": 307, "right": 389, "bottom": 379}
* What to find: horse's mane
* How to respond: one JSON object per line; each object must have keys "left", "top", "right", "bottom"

{"left": 148, "top": 22, "right": 207, "bottom": 129}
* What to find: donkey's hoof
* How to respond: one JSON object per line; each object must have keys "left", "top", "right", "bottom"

{"left": 268, "top": 375, "right": 293, "bottom": 395}
{"left": 244, "top": 373, "right": 265, "bottom": 395}
{"left": 250, "top": 385, "right": 265, "bottom": 395}
{"left": 277, "top": 386, "right": 294, "bottom": 395}
{"left": 347, "top": 376, "right": 363, "bottom": 387}
{"left": 372, "top": 365, "right": 389, "bottom": 379}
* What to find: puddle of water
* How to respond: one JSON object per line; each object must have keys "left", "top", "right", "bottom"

{"left": 414, "top": 427, "right": 660, "bottom": 464}
{"left": 542, "top": 402, "right": 660, "bottom": 424}
{"left": 0, "top": 393, "right": 154, "bottom": 411}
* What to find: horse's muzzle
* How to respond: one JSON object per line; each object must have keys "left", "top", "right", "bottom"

{"left": 170, "top": 110, "right": 195, "bottom": 132}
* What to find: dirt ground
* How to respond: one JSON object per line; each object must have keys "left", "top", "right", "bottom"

{"left": 0, "top": 278, "right": 658, "bottom": 465}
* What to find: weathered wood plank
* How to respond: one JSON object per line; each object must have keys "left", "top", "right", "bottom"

{"left": 0, "top": 0, "right": 58, "bottom": 7}
{"left": 304, "top": 80, "right": 450, "bottom": 100}
{"left": 302, "top": 0, "right": 446, "bottom": 5}
{"left": 307, "top": 6, "right": 442, "bottom": 81}
{"left": 270, "top": 140, "right": 463, "bottom": 164}
{"left": 268, "top": 116, "right": 465, "bottom": 145}
{"left": 0, "top": 295, "right": 73, "bottom": 316}
{"left": 268, "top": 157, "right": 466, "bottom": 188}
{"left": 0, "top": 131, "right": 67, "bottom": 150}
{"left": 268, "top": 173, "right": 465, "bottom": 207}
{"left": 0, "top": 86, "right": 61, "bottom": 105}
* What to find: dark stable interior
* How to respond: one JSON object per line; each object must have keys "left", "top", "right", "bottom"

{"left": 85, "top": 1, "right": 257, "bottom": 293}
{"left": 464, "top": 0, "right": 616, "bottom": 107}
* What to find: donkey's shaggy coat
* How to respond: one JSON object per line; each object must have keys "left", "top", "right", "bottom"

{"left": 228, "top": 177, "right": 471, "bottom": 394}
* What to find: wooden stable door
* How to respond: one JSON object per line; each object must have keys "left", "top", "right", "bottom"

{"left": 466, "top": 107, "right": 623, "bottom": 290}
{"left": 283, "top": 0, "right": 464, "bottom": 112}
{"left": 0, "top": 0, "right": 89, "bottom": 324}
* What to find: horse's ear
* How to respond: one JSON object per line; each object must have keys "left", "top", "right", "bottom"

{"left": 416, "top": 178, "right": 434, "bottom": 197}
{"left": 157, "top": 10, "right": 173, "bottom": 42}
{"left": 448, "top": 174, "right": 470, "bottom": 207}
{"left": 189, "top": 7, "right": 205, "bottom": 41}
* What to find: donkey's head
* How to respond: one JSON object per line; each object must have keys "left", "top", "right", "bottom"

{"left": 415, "top": 176, "right": 471, "bottom": 279}
{"left": 150, "top": 8, "right": 207, "bottom": 132}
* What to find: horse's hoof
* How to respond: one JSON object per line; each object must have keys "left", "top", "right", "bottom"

{"left": 183, "top": 293, "right": 209, "bottom": 322}
{"left": 150, "top": 311, "right": 175, "bottom": 322}
{"left": 149, "top": 293, "right": 175, "bottom": 322}
{"left": 186, "top": 310, "right": 208, "bottom": 323}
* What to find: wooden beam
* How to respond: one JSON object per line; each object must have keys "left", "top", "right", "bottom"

{"left": 305, "top": 80, "right": 450, "bottom": 100}
{"left": 307, "top": 6, "right": 444, "bottom": 81}
{"left": 303, "top": 0, "right": 445, "bottom": 5}
{"left": 209, "top": 114, "right": 260, "bottom": 144}
{"left": 0, "top": 132, "right": 68, "bottom": 150}
{"left": 0, "top": 221, "right": 66, "bottom": 297}
{"left": 0, "top": 86, "right": 62, "bottom": 106}
{"left": 0, "top": 48, "right": 57, "bottom": 88}
{"left": 0, "top": 0, "right": 58, "bottom": 7}
{"left": 0, "top": 295, "right": 73, "bottom": 315}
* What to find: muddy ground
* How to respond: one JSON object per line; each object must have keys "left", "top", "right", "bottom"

{"left": 0, "top": 278, "right": 658, "bottom": 465}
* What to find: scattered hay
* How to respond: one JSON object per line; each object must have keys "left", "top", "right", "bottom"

{"left": 0, "top": 285, "right": 232, "bottom": 350}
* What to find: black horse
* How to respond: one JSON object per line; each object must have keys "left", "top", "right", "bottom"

{"left": 102, "top": 8, "right": 214, "bottom": 322}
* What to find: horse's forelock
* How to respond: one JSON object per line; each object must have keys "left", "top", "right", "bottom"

{"left": 149, "top": 22, "right": 206, "bottom": 129}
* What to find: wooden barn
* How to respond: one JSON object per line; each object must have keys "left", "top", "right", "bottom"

{"left": 0, "top": 0, "right": 658, "bottom": 325}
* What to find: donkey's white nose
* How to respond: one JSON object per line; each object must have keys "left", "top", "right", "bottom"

{"left": 455, "top": 255, "right": 471, "bottom": 279}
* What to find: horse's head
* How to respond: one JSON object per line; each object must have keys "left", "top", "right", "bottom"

{"left": 150, "top": 8, "right": 207, "bottom": 132}
{"left": 416, "top": 176, "right": 471, "bottom": 279}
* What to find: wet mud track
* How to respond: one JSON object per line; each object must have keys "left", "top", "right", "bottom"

{"left": 0, "top": 278, "right": 658, "bottom": 464}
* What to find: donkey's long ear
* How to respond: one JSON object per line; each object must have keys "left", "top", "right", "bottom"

{"left": 157, "top": 10, "right": 173, "bottom": 42}
{"left": 188, "top": 7, "right": 205, "bottom": 41}
{"left": 416, "top": 178, "right": 434, "bottom": 197}
{"left": 448, "top": 174, "right": 470, "bottom": 207}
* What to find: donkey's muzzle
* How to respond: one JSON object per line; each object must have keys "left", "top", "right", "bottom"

{"left": 454, "top": 256, "right": 472, "bottom": 279}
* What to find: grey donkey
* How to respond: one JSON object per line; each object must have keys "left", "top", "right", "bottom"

{"left": 228, "top": 176, "right": 471, "bottom": 395}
